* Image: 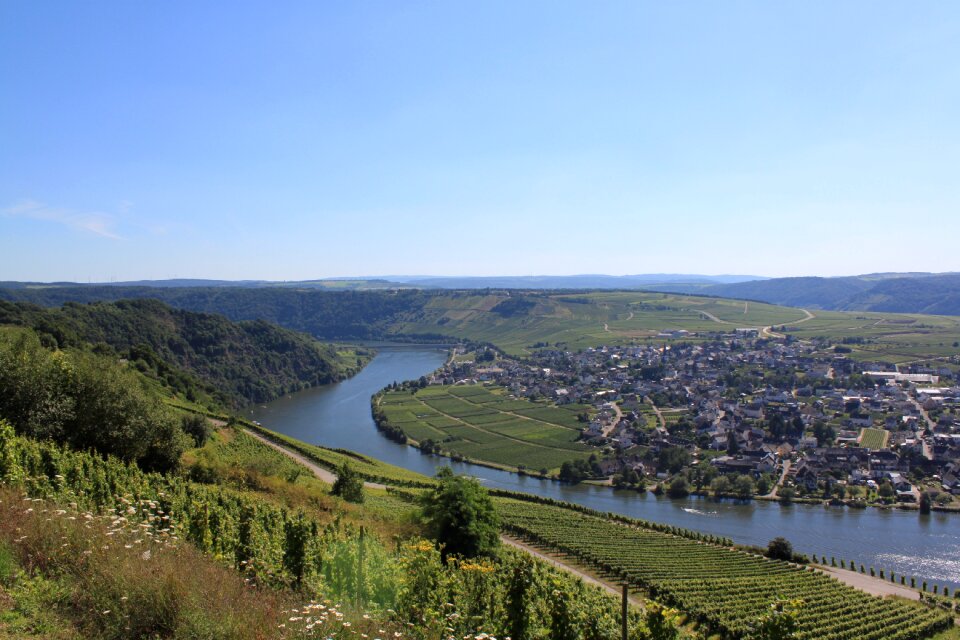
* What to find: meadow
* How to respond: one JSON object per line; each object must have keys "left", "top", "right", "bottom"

{"left": 378, "top": 384, "right": 594, "bottom": 472}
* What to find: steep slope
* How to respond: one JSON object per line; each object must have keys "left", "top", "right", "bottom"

{"left": 0, "top": 298, "right": 368, "bottom": 406}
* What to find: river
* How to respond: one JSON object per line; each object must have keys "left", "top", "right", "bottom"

{"left": 249, "top": 345, "right": 960, "bottom": 591}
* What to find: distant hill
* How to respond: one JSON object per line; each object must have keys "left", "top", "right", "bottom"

{"left": 386, "top": 274, "right": 764, "bottom": 289}
{"left": 0, "top": 298, "right": 368, "bottom": 407}
{"left": 678, "top": 273, "right": 960, "bottom": 315}
{"left": 0, "top": 273, "right": 764, "bottom": 291}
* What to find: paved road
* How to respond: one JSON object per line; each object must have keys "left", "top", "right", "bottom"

{"left": 818, "top": 566, "right": 920, "bottom": 601}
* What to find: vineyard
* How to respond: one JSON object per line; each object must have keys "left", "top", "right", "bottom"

{"left": 0, "top": 426, "right": 658, "bottom": 639}
{"left": 497, "top": 498, "right": 954, "bottom": 640}
{"left": 377, "top": 384, "right": 594, "bottom": 471}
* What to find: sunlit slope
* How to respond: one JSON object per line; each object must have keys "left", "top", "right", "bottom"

{"left": 388, "top": 291, "right": 810, "bottom": 354}
{"left": 779, "top": 309, "right": 960, "bottom": 363}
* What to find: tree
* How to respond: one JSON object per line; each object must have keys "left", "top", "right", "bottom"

{"left": 420, "top": 467, "right": 499, "bottom": 560}
{"left": 667, "top": 476, "right": 689, "bottom": 499}
{"left": 766, "top": 537, "right": 794, "bottom": 561}
{"left": 878, "top": 481, "right": 895, "bottom": 501}
{"left": 181, "top": 413, "right": 212, "bottom": 447}
{"left": 711, "top": 475, "right": 732, "bottom": 497}
{"left": 756, "top": 474, "right": 772, "bottom": 496}
{"left": 331, "top": 462, "right": 365, "bottom": 503}
{"left": 734, "top": 475, "right": 756, "bottom": 500}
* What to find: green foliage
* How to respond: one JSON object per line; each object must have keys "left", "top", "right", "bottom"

{"left": 181, "top": 413, "right": 212, "bottom": 447}
{"left": 645, "top": 603, "right": 681, "bottom": 640}
{"left": 0, "top": 298, "right": 369, "bottom": 407}
{"left": 749, "top": 599, "right": 804, "bottom": 640}
{"left": 766, "top": 537, "right": 793, "bottom": 561}
{"left": 420, "top": 468, "right": 499, "bottom": 561}
{"left": 0, "top": 331, "right": 188, "bottom": 471}
{"left": 331, "top": 462, "right": 365, "bottom": 503}
{"left": 667, "top": 476, "right": 689, "bottom": 498}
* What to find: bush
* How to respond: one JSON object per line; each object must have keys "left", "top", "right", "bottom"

{"left": 331, "top": 462, "right": 365, "bottom": 503}
{"left": 766, "top": 537, "right": 794, "bottom": 561}
{"left": 420, "top": 467, "right": 499, "bottom": 560}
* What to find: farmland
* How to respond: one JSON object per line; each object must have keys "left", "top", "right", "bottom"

{"left": 387, "top": 290, "right": 812, "bottom": 355}
{"left": 859, "top": 427, "right": 891, "bottom": 450}
{"left": 377, "top": 384, "right": 595, "bottom": 472}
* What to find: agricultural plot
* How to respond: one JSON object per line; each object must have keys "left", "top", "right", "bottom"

{"left": 859, "top": 427, "right": 890, "bottom": 450}
{"left": 497, "top": 498, "right": 953, "bottom": 640}
{"left": 378, "top": 385, "right": 594, "bottom": 471}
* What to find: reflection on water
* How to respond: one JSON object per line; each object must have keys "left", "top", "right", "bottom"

{"left": 250, "top": 345, "right": 960, "bottom": 591}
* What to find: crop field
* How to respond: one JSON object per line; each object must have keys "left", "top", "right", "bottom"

{"left": 859, "top": 427, "right": 890, "bottom": 450}
{"left": 388, "top": 291, "right": 811, "bottom": 355}
{"left": 378, "top": 384, "right": 594, "bottom": 471}
{"left": 497, "top": 498, "right": 953, "bottom": 640}
{"left": 781, "top": 311, "right": 960, "bottom": 363}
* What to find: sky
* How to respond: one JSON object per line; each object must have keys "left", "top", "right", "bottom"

{"left": 2, "top": 1, "right": 959, "bottom": 282}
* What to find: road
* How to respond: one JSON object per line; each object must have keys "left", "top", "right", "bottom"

{"left": 600, "top": 402, "right": 625, "bottom": 437}
{"left": 765, "top": 459, "right": 792, "bottom": 499}
{"left": 245, "top": 424, "right": 642, "bottom": 606}
{"left": 243, "top": 427, "right": 387, "bottom": 490}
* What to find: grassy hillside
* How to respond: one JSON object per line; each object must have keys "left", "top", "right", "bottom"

{"left": 0, "top": 299, "right": 370, "bottom": 407}
{"left": 386, "top": 290, "right": 810, "bottom": 355}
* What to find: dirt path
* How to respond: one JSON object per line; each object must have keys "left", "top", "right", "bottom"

{"left": 502, "top": 536, "right": 642, "bottom": 606}
{"left": 817, "top": 566, "right": 921, "bottom": 600}
{"left": 243, "top": 427, "right": 387, "bottom": 490}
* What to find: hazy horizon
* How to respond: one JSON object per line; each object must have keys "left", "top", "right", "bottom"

{"left": 3, "top": 2, "right": 959, "bottom": 281}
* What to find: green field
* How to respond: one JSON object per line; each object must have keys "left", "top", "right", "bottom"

{"left": 379, "top": 384, "right": 594, "bottom": 471}
{"left": 859, "top": 427, "right": 890, "bottom": 450}
{"left": 779, "top": 310, "right": 960, "bottom": 363}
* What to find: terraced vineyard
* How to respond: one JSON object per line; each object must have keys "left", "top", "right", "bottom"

{"left": 497, "top": 498, "right": 954, "bottom": 640}
{"left": 377, "top": 384, "right": 594, "bottom": 471}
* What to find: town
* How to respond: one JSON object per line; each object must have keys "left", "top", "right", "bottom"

{"left": 429, "top": 332, "right": 960, "bottom": 508}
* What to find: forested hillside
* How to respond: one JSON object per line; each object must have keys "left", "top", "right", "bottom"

{"left": 0, "top": 286, "right": 430, "bottom": 339}
{"left": 0, "top": 299, "right": 369, "bottom": 407}
{"left": 669, "top": 273, "right": 960, "bottom": 315}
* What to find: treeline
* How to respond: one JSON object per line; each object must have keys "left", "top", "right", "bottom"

{"left": 0, "top": 298, "right": 368, "bottom": 407}
{"left": 0, "top": 286, "right": 435, "bottom": 340}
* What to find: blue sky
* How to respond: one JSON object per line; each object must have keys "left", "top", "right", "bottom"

{"left": 2, "top": 1, "right": 959, "bottom": 281}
